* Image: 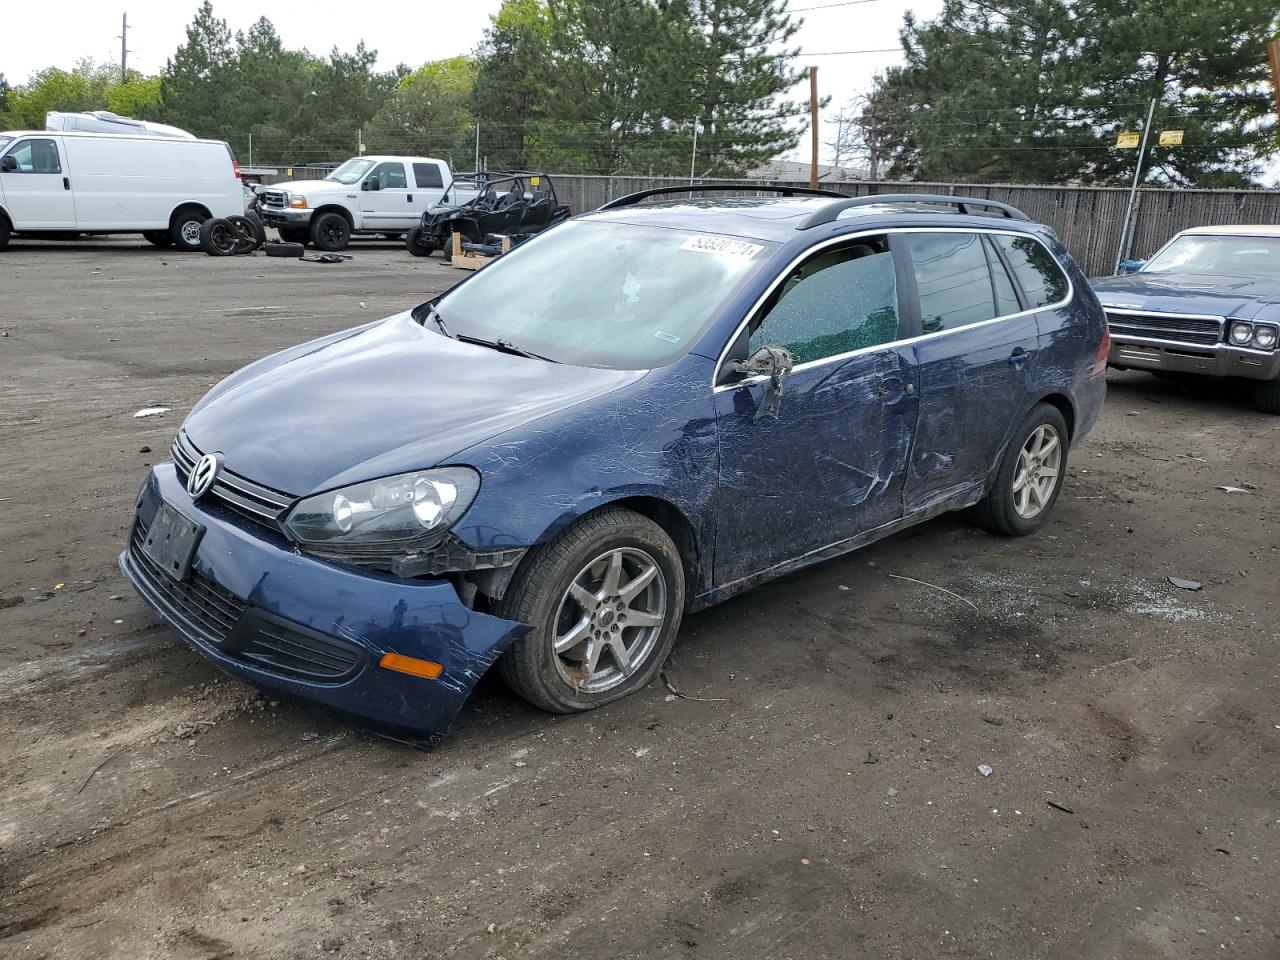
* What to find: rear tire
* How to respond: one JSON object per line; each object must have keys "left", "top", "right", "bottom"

{"left": 310, "top": 212, "right": 351, "bottom": 252}
{"left": 264, "top": 241, "right": 305, "bottom": 258}
{"left": 405, "top": 227, "right": 435, "bottom": 257}
{"left": 495, "top": 508, "right": 685, "bottom": 714}
{"left": 143, "top": 231, "right": 173, "bottom": 247}
{"left": 170, "top": 208, "right": 208, "bottom": 252}
{"left": 1255, "top": 379, "right": 1280, "bottom": 415}
{"left": 971, "top": 402, "right": 1070, "bottom": 536}
{"left": 277, "top": 226, "right": 310, "bottom": 245}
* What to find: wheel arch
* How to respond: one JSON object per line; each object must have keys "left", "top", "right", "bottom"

{"left": 169, "top": 202, "right": 213, "bottom": 227}
{"left": 312, "top": 203, "right": 355, "bottom": 227}
{"left": 1034, "top": 391, "right": 1077, "bottom": 442}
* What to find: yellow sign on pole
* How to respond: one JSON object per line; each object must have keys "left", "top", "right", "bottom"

{"left": 1158, "top": 129, "right": 1184, "bottom": 146}
{"left": 1116, "top": 132, "right": 1141, "bottom": 148}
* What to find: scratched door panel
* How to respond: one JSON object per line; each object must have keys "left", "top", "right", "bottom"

{"left": 712, "top": 344, "right": 918, "bottom": 585}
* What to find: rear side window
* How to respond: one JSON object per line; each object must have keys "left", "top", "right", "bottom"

{"left": 413, "top": 163, "right": 444, "bottom": 189}
{"left": 993, "top": 234, "right": 1069, "bottom": 308}
{"left": 369, "top": 162, "right": 407, "bottom": 189}
{"left": 983, "top": 236, "right": 1022, "bottom": 315}
{"left": 4, "top": 138, "right": 61, "bottom": 174}
{"left": 904, "top": 232, "right": 998, "bottom": 334}
{"left": 751, "top": 236, "right": 899, "bottom": 364}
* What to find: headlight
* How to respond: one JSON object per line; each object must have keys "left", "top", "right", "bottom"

{"left": 284, "top": 467, "right": 479, "bottom": 548}
{"left": 289, "top": 193, "right": 308, "bottom": 209}
{"left": 1253, "top": 325, "right": 1278, "bottom": 350}
{"left": 1228, "top": 322, "right": 1253, "bottom": 345}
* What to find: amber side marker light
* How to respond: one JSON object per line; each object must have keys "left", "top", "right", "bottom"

{"left": 379, "top": 652, "right": 443, "bottom": 680}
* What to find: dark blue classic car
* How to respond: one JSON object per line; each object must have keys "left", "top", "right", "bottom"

{"left": 1094, "top": 226, "right": 1280, "bottom": 414}
{"left": 122, "top": 188, "right": 1108, "bottom": 742}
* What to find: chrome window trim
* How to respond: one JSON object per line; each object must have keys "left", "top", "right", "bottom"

{"left": 711, "top": 226, "right": 1075, "bottom": 392}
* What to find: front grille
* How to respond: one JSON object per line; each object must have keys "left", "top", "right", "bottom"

{"left": 128, "top": 521, "right": 246, "bottom": 646}
{"left": 171, "top": 432, "right": 294, "bottom": 530}
{"left": 260, "top": 190, "right": 288, "bottom": 208}
{"left": 1106, "top": 311, "right": 1223, "bottom": 347}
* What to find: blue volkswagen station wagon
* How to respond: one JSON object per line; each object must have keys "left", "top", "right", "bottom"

{"left": 122, "top": 188, "right": 1108, "bottom": 742}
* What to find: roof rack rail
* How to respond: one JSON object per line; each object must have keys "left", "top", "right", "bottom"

{"left": 797, "top": 193, "right": 1031, "bottom": 230}
{"left": 597, "top": 183, "right": 848, "bottom": 211}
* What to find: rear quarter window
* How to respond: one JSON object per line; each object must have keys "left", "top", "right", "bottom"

{"left": 994, "top": 234, "right": 1069, "bottom": 308}
{"left": 414, "top": 163, "right": 444, "bottom": 189}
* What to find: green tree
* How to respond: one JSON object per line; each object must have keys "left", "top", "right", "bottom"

{"left": 367, "top": 57, "right": 478, "bottom": 163}
{"left": 159, "top": 0, "right": 236, "bottom": 138}
{"left": 0, "top": 74, "right": 10, "bottom": 129}
{"left": 470, "top": 0, "right": 554, "bottom": 169}
{"left": 866, "top": 0, "right": 1279, "bottom": 186}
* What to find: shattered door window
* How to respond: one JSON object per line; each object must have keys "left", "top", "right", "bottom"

{"left": 750, "top": 239, "right": 898, "bottom": 365}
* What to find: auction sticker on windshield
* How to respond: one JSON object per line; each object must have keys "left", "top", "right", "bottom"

{"left": 679, "top": 235, "right": 765, "bottom": 258}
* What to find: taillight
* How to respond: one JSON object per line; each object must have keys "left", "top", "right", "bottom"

{"left": 1091, "top": 322, "right": 1111, "bottom": 378}
{"left": 232, "top": 159, "right": 241, "bottom": 179}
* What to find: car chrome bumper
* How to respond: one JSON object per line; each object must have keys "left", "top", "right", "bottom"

{"left": 121, "top": 462, "right": 528, "bottom": 742}
{"left": 1108, "top": 336, "right": 1280, "bottom": 382}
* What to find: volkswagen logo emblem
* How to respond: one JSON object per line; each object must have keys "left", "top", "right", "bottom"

{"left": 187, "top": 452, "right": 223, "bottom": 499}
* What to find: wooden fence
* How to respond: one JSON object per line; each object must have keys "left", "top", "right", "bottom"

{"left": 547, "top": 175, "right": 1280, "bottom": 277}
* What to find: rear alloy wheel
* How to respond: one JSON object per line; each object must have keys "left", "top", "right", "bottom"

{"left": 170, "top": 209, "right": 208, "bottom": 252}
{"left": 1255, "top": 379, "right": 1280, "bottom": 415}
{"left": 972, "top": 402, "right": 1069, "bottom": 536}
{"left": 496, "top": 508, "right": 684, "bottom": 713}
{"left": 142, "top": 230, "right": 173, "bottom": 248}
{"left": 310, "top": 212, "right": 351, "bottom": 252}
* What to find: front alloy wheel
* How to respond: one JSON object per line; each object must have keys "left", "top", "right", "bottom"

{"left": 552, "top": 547, "right": 667, "bottom": 693}
{"left": 496, "top": 507, "right": 684, "bottom": 713}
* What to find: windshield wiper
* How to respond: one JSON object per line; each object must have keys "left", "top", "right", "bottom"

{"left": 424, "top": 303, "right": 453, "bottom": 338}
{"left": 457, "top": 334, "right": 558, "bottom": 363}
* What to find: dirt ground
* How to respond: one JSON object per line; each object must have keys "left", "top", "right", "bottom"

{"left": 1, "top": 237, "right": 1278, "bottom": 960}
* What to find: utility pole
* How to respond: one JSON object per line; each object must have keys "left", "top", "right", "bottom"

{"left": 1116, "top": 96, "right": 1157, "bottom": 272}
{"left": 809, "top": 66, "right": 819, "bottom": 188}
{"left": 1268, "top": 41, "right": 1280, "bottom": 127}
{"left": 118, "top": 12, "right": 130, "bottom": 80}
{"left": 689, "top": 118, "right": 699, "bottom": 184}
{"left": 474, "top": 124, "right": 480, "bottom": 173}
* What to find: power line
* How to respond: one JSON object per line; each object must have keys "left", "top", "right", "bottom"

{"left": 789, "top": 0, "right": 887, "bottom": 11}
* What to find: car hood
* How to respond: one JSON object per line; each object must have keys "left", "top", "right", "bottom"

{"left": 1091, "top": 272, "right": 1280, "bottom": 321}
{"left": 269, "top": 178, "right": 349, "bottom": 197}
{"left": 182, "top": 311, "right": 643, "bottom": 494}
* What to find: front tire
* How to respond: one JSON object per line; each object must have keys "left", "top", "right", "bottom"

{"left": 405, "top": 227, "right": 435, "bottom": 257}
{"left": 1255, "top": 379, "right": 1280, "bottom": 415}
{"left": 310, "top": 212, "right": 351, "bottom": 252}
{"left": 199, "top": 217, "right": 237, "bottom": 256}
{"left": 972, "top": 402, "right": 1069, "bottom": 536}
{"left": 495, "top": 508, "right": 685, "bottom": 713}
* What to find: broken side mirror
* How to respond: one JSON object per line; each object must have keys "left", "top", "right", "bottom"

{"left": 722, "top": 344, "right": 795, "bottom": 418}
{"left": 0, "top": 155, "right": 17, "bottom": 173}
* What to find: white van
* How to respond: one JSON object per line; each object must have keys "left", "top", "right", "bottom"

{"left": 0, "top": 131, "right": 243, "bottom": 251}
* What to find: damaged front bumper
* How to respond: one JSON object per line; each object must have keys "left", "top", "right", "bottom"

{"left": 120, "top": 463, "right": 529, "bottom": 743}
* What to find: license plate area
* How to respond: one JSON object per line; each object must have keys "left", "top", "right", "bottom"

{"left": 141, "top": 502, "right": 205, "bottom": 581}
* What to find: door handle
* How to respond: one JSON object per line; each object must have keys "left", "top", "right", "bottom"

{"left": 1009, "top": 347, "right": 1029, "bottom": 367}
{"left": 407, "top": 194, "right": 413, "bottom": 203}
{"left": 63, "top": 177, "right": 70, "bottom": 191}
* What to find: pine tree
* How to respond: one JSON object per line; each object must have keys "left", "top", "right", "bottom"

{"left": 159, "top": 1, "right": 236, "bottom": 139}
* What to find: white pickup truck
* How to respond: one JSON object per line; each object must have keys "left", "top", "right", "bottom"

{"left": 257, "top": 155, "right": 476, "bottom": 251}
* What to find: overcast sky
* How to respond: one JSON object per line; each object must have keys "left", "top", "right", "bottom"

{"left": 0, "top": 0, "right": 943, "bottom": 166}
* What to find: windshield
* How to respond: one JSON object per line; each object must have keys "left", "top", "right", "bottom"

{"left": 1143, "top": 234, "right": 1280, "bottom": 280}
{"left": 325, "top": 157, "right": 376, "bottom": 185}
{"left": 432, "top": 221, "right": 777, "bottom": 369}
